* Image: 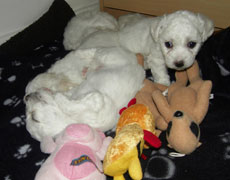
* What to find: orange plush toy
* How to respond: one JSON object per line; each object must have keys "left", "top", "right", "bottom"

{"left": 103, "top": 102, "right": 161, "bottom": 180}
{"left": 152, "top": 61, "right": 212, "bottom": 154}
{"left": 103, "top": 54, "right": 162, "bottom": 180}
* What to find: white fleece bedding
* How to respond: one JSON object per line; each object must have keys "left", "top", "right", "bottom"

{"left": 0, "top": 0, "right": 99, "bottom": 45}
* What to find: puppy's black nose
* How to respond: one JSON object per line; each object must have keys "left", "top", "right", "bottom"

{"left": 174, "top": 60, "right": 184, "bottom": 68}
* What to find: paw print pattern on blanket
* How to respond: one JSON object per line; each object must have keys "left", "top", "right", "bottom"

{"left": 35, "top": 159, "right": 46, "bottom": 167}
{"left": 144, "top": 148, "right": 176, "bottom": 179}
{"left": 10, "top": 115, "right": 26, "bottom": 127}
{"left": 3, "top": 95, "right": 21, "bottom": 107}
{"left": 0, "top": 41, "right": 68, "bottom": 179}
{"left": 4, "top": 175, "right": 12, "bottom": 180}
{"left": 220, "top": 133, "right": 230, "bottom": 160}
{"left": 1, "top": 34, "right": 230, "bottom": 180}
{"left": 13, "top": 144, "right": 32, "bottom": 159}
{"left": 7, "top": 75, "right": 16, "bottom": 83}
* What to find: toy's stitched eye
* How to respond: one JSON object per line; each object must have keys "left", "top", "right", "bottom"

{"left": 174, "top": 111, "right": 183, "bottom": 117}
{"left": 165, "top": 41, "right": 173, "bottom": 48}
{"left": 187, "top": 41, "right": 196, "bottom": 49}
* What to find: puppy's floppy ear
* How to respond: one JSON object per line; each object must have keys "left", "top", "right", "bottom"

{"left": 180, "top": 10, "right": 214, "bottom": 42}
{"left": 151, "top": 15, "right": 167, "bottom": 42}
{"left": 196, "top": 13, "right": 214, "bottom": 42}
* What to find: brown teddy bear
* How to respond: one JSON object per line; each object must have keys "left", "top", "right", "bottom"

{"left": 135, "top": 54, "right": 212, "bottom": 154}
{"left": 152, "top": 60, "right": 212, "bottom": 154}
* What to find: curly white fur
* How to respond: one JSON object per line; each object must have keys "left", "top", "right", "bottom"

{"left": 64, "top": 10, "right": 214, "bottom": 85}
{"left": 25, "top": 47, "right": 145, "bottom": 141}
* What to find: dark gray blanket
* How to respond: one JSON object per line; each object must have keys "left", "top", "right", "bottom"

{"left": 0, "top": 0, "right": 230, "bottom": 179}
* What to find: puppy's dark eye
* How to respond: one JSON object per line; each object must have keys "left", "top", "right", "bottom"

{"left": 187, "top": 41, "right": 196, "bottom": 49}
{"left": 165, "top": 41, "right": 173, "bottom": 48}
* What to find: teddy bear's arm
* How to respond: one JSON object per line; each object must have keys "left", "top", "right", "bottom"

{"left": 186, "top": 61, "right": 202, "bottom": 83}
{"left": 152, "top": 90, "right": 172, "bottom": 125}
{"left": 193, "top": 80, "right": 212, "bottom": 124}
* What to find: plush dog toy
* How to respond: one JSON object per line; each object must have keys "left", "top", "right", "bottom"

{"left": 103, "top": 100, "right": 161, "bottom": 180}
{"left": 35, "top": 123, "right": 112, "bottom": 180}
{"left": 152, "top": 61, "right": 212, "bottom": 154}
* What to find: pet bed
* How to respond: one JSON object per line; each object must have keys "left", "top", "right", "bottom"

{"left": 0, "top": 0, "right": 230, "bottom": 179}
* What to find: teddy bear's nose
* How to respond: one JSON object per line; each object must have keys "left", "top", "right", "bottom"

{"left": 174, "top": 111, "right": 183, "bottom": 117}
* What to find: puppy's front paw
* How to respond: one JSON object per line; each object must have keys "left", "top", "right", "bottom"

{"left": 154, "top": 78, "right": 171, "bottom": 86}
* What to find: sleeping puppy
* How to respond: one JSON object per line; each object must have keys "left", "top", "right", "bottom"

{"left": 64, "top": 10, "right": 214, "bottom": 85}
{"left": 24, "top": 47, "right": 145, "bottom": 141}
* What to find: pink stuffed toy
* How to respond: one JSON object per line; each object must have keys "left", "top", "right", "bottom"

{"left": 35, "top": 123, "right": 112, "bottom": 180}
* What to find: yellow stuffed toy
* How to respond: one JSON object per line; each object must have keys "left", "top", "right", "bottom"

{"left": 103, "top": 123, "right": 144, "bottom": 180}
{"left": 152, "top": 61, "right": 212, "bottom": 154}
{"left": 103, "top": 102, "right": 161, "bottom": 180}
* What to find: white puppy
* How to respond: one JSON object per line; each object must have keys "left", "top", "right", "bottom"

{"left": 24, "top": 47, "right": 145, "bottom": 141}
{"left": 63, "top": 11, "right": 118, "bottom": 50}
{"left": 64, "top": 10, "right": 214, "bottom": 85}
